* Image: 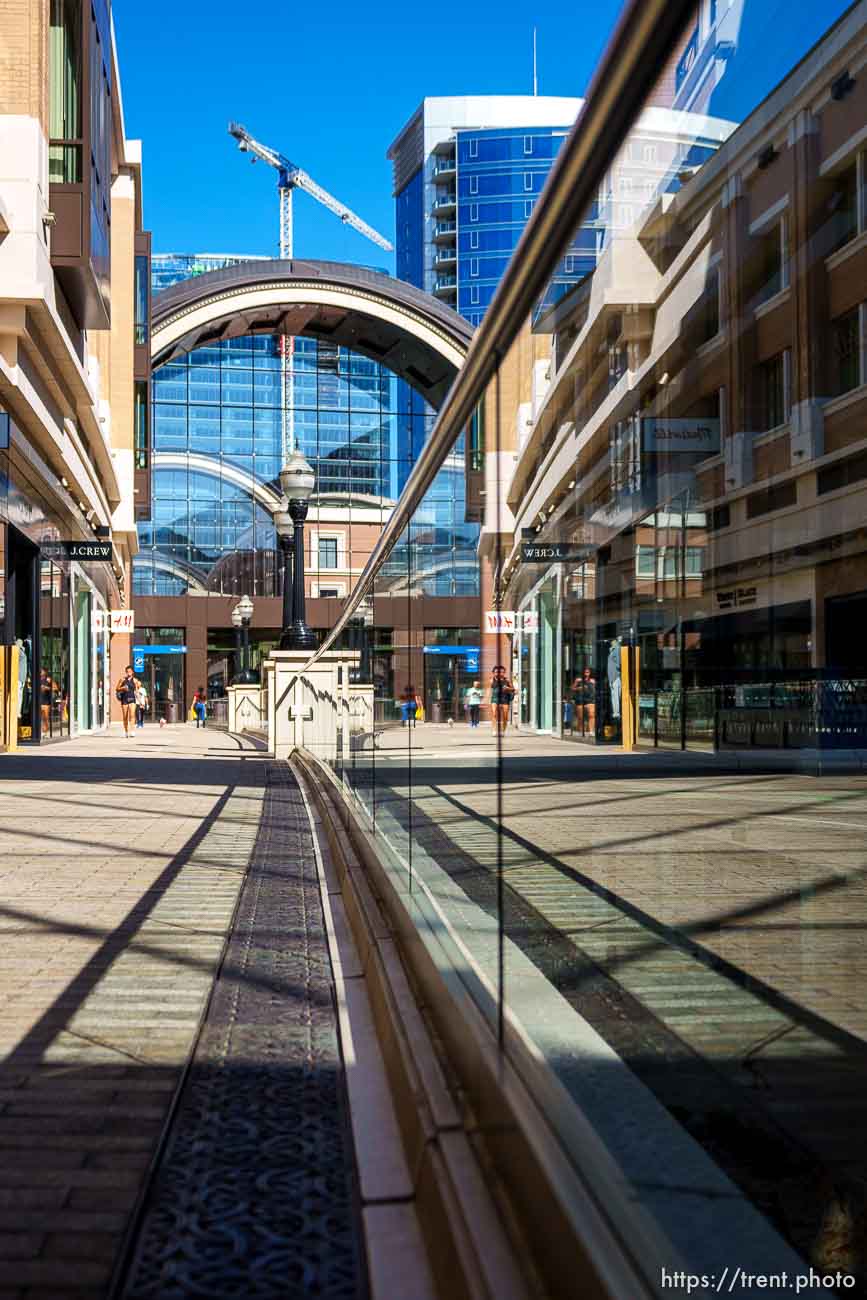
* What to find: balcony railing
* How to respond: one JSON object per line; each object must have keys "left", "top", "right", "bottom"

{"left": 433, "top": 221, "right": 457, "bottom": 240}
{"left": 435, "top": 248, "right": 457, "bottom": 267}
{"left": 434, "top": 274, "right": 457, "bottom": 295}
{"left": 433, "top": 193, "right": 457, "bottom": 213}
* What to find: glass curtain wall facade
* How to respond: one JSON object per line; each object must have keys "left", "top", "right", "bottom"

{"left": 136, "top": 255, "right": 409, "bottom": 599}
{"left": 457, "top": 126, "right": 575, "bottom": 326}
{"left": 313, "top": 2, "right": 867, "bottom": 1292}
{"left": 135, "top": 333, "right": 397, "bottom": 597}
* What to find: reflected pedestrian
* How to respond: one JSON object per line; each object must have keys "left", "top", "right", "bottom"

{"left": 489, "top": 665, "right": 515, "bottom": 736}
{"left": 571, "top": 666, "right": 596, "bottom": 736}
{"left": 399, "top": 685, "right": 420, "bottom": 728}
{"left": 465, "top": 680, "right": 483, "bottom": 728}
{"left": 193, "top": 686, "right": 207, "bottom": 729}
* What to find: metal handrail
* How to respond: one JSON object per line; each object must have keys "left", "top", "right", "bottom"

{"left": 305, "top": 0, "right": 696, "bottom": 670}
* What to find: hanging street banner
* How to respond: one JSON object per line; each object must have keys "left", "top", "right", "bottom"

{"left": 641, "top": 417, "right": 720, "bottom": 455}
{"left": 484, "top": 611, "right": 518, "bottom": 633}
{"left": 41, "top": 540, "right": 113, "bottom": 562}
{"left": 109, "top": 610, "right": 135, "bottom": 634}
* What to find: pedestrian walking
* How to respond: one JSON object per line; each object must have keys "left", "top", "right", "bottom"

{"left": 399, "top": 685, "right": 421, "bottom": 728}
{"left": 115, "top": 665, "right": 137, "bottom": 738}
{"left": 569, "top": 666, "right": 596, "bottom": 736}
{"left": 134, "top": 679, "right": 149, "bottom": 729}
{"left": 192, "top": 686, "right": 207, "bottom": 729}
{"left": 489, "top": 665, "right": 515, "bottom": 736}
{"left": 465, "top": 680, "right": 483, "bottom": 728}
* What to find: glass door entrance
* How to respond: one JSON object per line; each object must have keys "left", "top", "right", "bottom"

{"left": 74, "top": 587, "right": 92, "bottom": 733}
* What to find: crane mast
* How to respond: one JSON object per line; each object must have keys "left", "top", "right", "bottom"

{"left": 229, "top": 122, "right": 393, "bottom": 467}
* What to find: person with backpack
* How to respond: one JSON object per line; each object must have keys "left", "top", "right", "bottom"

{"left": 115, "top": 666, "right": 137, "bottom": 738}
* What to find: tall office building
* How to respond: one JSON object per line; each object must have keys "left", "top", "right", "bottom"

{"left": 385, "top": 98, "right": 584, "bottom": 613}
{"left": 386, "top": 97, "right": 584, "bottom": 514}
{"left": 388, "top": 96, "right": 584, "bottom": 327}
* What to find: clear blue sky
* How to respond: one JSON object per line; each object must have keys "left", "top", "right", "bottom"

{"left": 113, "top": 0, "right": 623, "bottom": 269}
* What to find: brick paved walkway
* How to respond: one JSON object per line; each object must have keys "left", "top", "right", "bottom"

{"left": 0, "top": 725, "right": 267, "bottom": 1297}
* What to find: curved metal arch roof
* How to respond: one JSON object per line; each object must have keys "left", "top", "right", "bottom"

{"left": 151, "top": 259, "right": 473, "bottom": 408}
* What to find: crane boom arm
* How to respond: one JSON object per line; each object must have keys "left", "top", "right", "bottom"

{"left": 228, "top": 121, "right": 393, "bottom": 252}
{"left": 287, "top": 165, "right": 392, "bottom": 250}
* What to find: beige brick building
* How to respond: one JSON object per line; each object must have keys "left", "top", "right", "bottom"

{"left": 0, "top": 0, "right": 149, "bottom": 745}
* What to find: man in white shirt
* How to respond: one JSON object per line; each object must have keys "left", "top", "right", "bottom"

{"left": 465, "top": 681, "right": 483, "bottom": 728}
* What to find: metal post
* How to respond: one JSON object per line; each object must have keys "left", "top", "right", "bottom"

{"left": 234, "top": 624, "right": 242, "bottom": 681}
{"left": 280, "top": 533, "right": 294, "bottom": 637}
{"left": 280, "top": 498, "right": 317, "bottom": 650}
{"left": 242, "top": 619, "right": 250, "bottom": 677}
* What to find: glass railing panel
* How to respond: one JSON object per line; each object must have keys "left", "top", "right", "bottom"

{"left": 497, "top": 0, "right": 867, "bottom": 1289}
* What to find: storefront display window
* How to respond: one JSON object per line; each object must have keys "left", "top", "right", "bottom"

{"left": 134, "top": 627, "right": 186, "bottom": 724}
{"left": 40, "top": 559, "right": 70, "bottom": 740}
{"left": 5, "top": 527, "right": 38, "bottom": 743}
{"left": 423, "top": 626, "right": 479, "bottom": 722}
{"left": 73, "top": 583, "right": 92, "bottom": 732}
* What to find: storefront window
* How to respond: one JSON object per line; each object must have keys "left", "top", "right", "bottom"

{"left": 423, "top": 626, "right": 479, "bottom": 722}
{"left": 134, "top": 627, "right": 185, "bottom": 723}
{"left": 73, "top": 582, "right": 92, "bottom": 732}
{"left": 39, "top": 559, "right": 70, "bottom": 740}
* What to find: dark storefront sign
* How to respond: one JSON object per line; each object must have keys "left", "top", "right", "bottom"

{"left": 641, "top": 417, "right": 720, "bottom": 455}
{"left": 715, "top": 586, "right": 758, "bottom": 611}
{"left": 41, "top": 541, "right": 112, "bottom": 562}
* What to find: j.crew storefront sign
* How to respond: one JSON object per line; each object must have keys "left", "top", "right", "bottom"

{"left": 41, "top": 540, "right": 112, "bottom": 562}
{"left": 520, "top": 542, "right": 593, "bottom": 563}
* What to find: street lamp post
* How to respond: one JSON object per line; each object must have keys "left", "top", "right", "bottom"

{"left": 231, "top": 605, "right": 243, "bottom": 683}
{"left": 278, "top": 451, "right": 317, "bottom": 651}
{"left": 236, "top": 593, "right": 256, "bottom": 683}
{"left": 274, "top": 508, "right": 294, "bottom": 645}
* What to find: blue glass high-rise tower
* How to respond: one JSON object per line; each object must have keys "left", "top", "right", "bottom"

{"left": 388, "top": 97, "right": 584, "bottom": 328}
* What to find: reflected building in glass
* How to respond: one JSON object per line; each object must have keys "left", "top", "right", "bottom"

{"left": 492, "top": 3, "right": 867, "bottom": 752}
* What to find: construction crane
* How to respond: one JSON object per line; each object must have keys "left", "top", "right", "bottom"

{"left": 228, "top": 121, "right": 393, "bottom": 260}
{"left": 228, "top": 122, "right": 393, "bottom": 466}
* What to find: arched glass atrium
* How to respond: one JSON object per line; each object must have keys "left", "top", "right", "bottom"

{"left": 135, "top": 266, "right": 476, "bottom": 602}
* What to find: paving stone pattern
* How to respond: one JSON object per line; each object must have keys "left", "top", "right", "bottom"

{"left": 0, "top": 727, "right": 361, "bottom": 1299}
{"left": 118, "top": 761, "right": 366, "bottom": 1299}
